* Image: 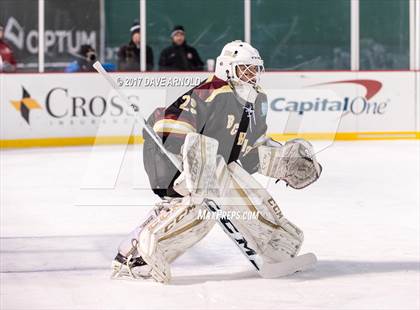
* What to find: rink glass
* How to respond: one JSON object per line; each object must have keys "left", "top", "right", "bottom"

{"left": 251, "top": 0, "right": 351, "bottom": 70}
{"left": 0, "top": 0, "right": 39, "bottom": 72}
{"left": 360, "top": 0, "right": 409, "bottom": 70}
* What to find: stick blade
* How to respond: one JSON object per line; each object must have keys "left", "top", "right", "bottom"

{"left": 259, "top": 252, "right": 317, "bottom": 278}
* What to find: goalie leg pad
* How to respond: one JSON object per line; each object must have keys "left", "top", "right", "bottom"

{"left": 137, "top": 196, "right": 215, "bottom": 283}
{"left": 213, "top": 160, "right": 304, "bottom": 264}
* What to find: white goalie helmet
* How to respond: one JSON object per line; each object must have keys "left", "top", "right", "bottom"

{"left": 215, "top": 40, "right": 264, "bottom": 87}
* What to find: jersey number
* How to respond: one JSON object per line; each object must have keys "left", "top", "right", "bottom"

{"left": 179, "top": 95, "right": 197, "bottom": 114}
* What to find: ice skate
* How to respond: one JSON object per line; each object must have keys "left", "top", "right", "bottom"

{"left": 111, "top": 253, "right": 152, "bottom": 280}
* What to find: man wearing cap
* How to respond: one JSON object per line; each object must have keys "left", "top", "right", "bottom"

{"left": 159, "top": 25, "right": 204, "bottom": 71}
{"left": 118, "top": 21, "right": 154, "bottom": 71}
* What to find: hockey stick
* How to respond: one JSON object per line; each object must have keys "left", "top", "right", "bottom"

{"left": 92, "top": 61, "right": 182, "bottom": 171}
{"left": 93, "top": 61, "right": 316, "bottom": 278}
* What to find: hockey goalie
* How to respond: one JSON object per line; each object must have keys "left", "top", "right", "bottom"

{"left": 111, "top": 40, "right": 322, "bottom": 283}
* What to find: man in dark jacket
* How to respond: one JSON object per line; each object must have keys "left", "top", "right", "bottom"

{"left": 159, "top": 25, "right": 204, "bottom": 71}
{"left": 118, "top": 21, "right": 154, "bottom": 71}
{"left": 65, "top": 44, "right": 97, "bottom": 72}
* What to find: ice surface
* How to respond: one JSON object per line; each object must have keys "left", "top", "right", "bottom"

{"left": 1, "top": 141, "right": 419, "bottom": 309}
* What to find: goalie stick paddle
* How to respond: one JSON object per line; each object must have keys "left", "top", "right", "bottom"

{"left": 204, "top": 199, "right": 261, "bottom": 271}
{"left": 205, "top": 199, "right": 317, "bottom": 278}
{"left": 93, "top": 61, "right": 316, "bottom": 278}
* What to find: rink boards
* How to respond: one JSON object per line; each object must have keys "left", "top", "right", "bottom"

{"left": 1, "top": 71, "right": 419, "bottom": 148}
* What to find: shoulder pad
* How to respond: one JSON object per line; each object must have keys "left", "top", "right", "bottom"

{"left": 193, "top": 75, "right": 233, "bottom": 102}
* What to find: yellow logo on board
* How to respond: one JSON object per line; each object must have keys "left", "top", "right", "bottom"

{"left": 10, "top": 87, "right": 41, "bottom": 124}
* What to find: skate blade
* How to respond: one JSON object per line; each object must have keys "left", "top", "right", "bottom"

{"left": 110, "top": 261, "right": 152, "bottom": 281}
{"left": 259, "top": 252, "right": 317, "bottom": 278}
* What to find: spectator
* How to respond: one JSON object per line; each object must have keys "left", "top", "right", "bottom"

{"left": 118, "top": 21, "right": 154, "bottom": 71}
{"left": 159, "top": 25, "right": 204, "bottom": 71}
{"left": 65, "top": 44, "right": 97, "bottom": 72}
{"left": 0, "top": 24, "right": 17, "bottom": 72}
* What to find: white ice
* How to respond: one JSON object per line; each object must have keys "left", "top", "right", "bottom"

{"left": 1, "top": 141, "right": 419, "bottom": 309}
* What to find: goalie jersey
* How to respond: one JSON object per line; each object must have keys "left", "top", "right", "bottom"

{"left": 143, "top": 75, "right": 268, "bottom": 198}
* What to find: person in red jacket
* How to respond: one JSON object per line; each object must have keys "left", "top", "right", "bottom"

{"left": 0, "top": 25, "right": 17, "bottom": 72}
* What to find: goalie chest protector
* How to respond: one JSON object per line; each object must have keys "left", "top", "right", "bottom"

{"left": 143, "top": 75, "right": 268, "bottom": 197}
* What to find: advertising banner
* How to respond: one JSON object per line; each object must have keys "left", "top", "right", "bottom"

{"left": 0, "top": 71, "right": 418, "bottom": 147}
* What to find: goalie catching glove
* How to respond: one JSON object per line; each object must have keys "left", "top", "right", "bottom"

{"left": 258, "top": 139, "right": 322, "bottom": 189}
